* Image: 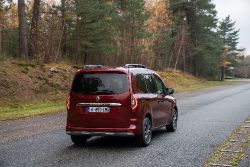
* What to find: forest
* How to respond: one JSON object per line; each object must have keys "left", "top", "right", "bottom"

{"left": 0, "top": 0, "right": 248, "bottom": 80}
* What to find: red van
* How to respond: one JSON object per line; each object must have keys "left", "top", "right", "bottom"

{"left": 66, "top": 64, "right": 178, "bottom": 146}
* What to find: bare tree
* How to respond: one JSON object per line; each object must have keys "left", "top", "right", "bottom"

{"left": 18, "top": 0, "right": 28, "bottom": 58}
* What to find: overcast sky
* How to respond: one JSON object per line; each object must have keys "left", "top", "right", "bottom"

{"left": 213, "top": 0, "right": 250, "bottom": 55}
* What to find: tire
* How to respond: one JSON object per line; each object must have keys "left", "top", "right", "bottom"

{"left": 71, "top": 135, "right": 89, "bottom": 146}
{"left": 137, "top": 117, "right": 152, "bottom": 147}
{"left": 166, "top": 108, "right": 178, "bottom": 132}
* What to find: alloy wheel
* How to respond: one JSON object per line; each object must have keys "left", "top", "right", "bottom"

{"left": 144, "top": 118, "right": 152, "bottom": 144}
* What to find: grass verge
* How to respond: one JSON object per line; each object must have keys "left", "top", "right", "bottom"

{"left": 0, "top": 101, "right": 65, "bottom": 121}
{"left": 158, "top": 70, "right": 243, "bottom": 92}
{"left": 175, "top": 80, "right": 241, "bottom": 92}
{"left": 0, "top": 70, "right": 245, "bottom": 122}
{"left": 203, "top": 116, "right": 250, "bottom": 167}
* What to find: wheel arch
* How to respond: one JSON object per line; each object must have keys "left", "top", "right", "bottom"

{"left": 173, "top": 106, "right": 178, "bottom": 120}
{"left": 145, "top": 112, "right": 152, "bottom": 122}
{"left": 174, "top": 106, "right": 178, "bottom": 112}
{"left": 141, "top": 105, "right": 153, "bottom": 127}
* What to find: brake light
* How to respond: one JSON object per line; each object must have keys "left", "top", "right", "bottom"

{"left": 66, "top": 95, "right": 70, "bottom": 112}
{"left": 131, "top": 94, "right": 138, "bottom": 112}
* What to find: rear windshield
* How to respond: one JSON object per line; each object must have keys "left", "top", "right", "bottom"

{"left": 72, "top": 73, "right": 129, "bottom": 95}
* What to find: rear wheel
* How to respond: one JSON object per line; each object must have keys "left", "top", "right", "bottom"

{"left": 71, "top": 135, "right": 89, "bottom": 146}
{"left": 166, "top": 108, "right": 178, "bottom": 132}
{"left": 137, "top": 117, "right": 152, "bottom": 147}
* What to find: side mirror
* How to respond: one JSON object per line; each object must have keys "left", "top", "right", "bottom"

{"left": 167, "top": 87, "right": 174, "bottom": 95}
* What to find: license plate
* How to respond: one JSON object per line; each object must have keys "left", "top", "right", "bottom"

{"left": 87, "top": 107, "right": 110, "bottom": 113}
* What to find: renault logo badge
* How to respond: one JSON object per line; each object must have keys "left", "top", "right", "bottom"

{"left": 96, "top": 96, "right": 100, "bottom": 102}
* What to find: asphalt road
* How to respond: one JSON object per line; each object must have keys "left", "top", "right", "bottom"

{"left": 1, "top": 82, "right": 250, "bottom": 167}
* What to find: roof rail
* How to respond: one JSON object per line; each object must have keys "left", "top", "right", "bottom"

{"left": 123, "top": 64, "right": 146, "bottom": 68}
{"left": 83, "top": 65, "right": 104, "bottom": 69}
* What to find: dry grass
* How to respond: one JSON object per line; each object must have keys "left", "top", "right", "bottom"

{"left": 158, "top": 70, "right": 239, "bottom": 92}
{"left": 0, "top": 60, "right": 242, "bottom": 121}
{"left": 0, "top": 60, "right": 76, "bottom": 121}
{"left": 0, "top": 59, "right": 77, "bottom": 105}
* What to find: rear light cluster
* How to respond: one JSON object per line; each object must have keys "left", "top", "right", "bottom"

{"left": 131, "top": 94, "right": 138, "bottom": 112}
{"left": 66, "top": 95, "right": 70, "bottom": 112}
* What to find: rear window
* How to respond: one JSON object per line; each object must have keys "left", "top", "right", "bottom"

{"left": 72, "top": 73, "right": 129, "bottom": 95}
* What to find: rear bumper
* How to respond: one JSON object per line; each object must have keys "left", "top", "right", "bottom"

{"left": 66, "top": 131, "right": 134, "bottom": 137}
{"left": 66, "top": 124, "right": 138, "bottom": 136}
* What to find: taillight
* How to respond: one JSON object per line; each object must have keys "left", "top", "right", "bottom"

{"left": 131, "top": 94, "right": 138, "bottom": 112}
{"left": 66, "top": 95, "right": 70, "bottom": 112}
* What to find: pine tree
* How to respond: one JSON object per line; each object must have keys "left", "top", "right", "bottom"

{"left": 169, "top": 0, "right": 191, "bottom": 71}
{"left": 114, "top": 0, "right": 149, "bottom": 64}
{"left": 218, "top": 15, "right": 239, "bottom": 51}
{"left": 69, "top": 0, "right": 116, "bottom": 64}
{"left": 170, "top": 0, "right": 223, "bottom": 77}
{"left": 188, "top": 0, "right": 222, "bottom": 76}
{"left": 218, "top": 15, "right": 240, "bottom": 80}
{"left": 0, "top": 0, "right": 12, "bottom": 54}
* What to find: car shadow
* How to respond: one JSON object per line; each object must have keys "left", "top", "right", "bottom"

{"left": 66, "top": 128, "right": 169, "bottom": 150}
{"left": 52, "top": 128, "right": 170, "bottom": 166}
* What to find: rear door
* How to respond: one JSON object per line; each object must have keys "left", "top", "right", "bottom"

{"left": 69, "top": 72, "right": 131, "bottom": 128}
{"left": 132, "top": 74, "right": 161, "bottom": 128}
{"left": 152, "top": 74, "right": 172, "bottom": 125}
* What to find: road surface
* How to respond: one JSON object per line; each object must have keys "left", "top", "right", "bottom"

{"left": 0, "top": 82, "right": 250, "bottom": 167}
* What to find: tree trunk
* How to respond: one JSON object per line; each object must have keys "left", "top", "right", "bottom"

{"left": 130, "top": 0, "right": 135, "bottom": 63}
{"left": 76, "top": 16, "right": 81, "bottom": 64}
{"left": 61, "top": 0, "right": 67, "bottom": 56}
{"left": 18, "top": 0, "right": 28, "bottom": 58}
{"left": 192, "top": 56, "right": 197, "bottom": 76}
{"left": 84, "top": 51, "right": 88, "bottom": 65}
{"left": 28, "top": 0, "right": 41, "bottom": 59}
{"left": 0, "top": 24, "right": 2, "bottom": 53}
{"left": 220, "top": 66, "right": 225, "bottom": 81}
{"left": 174, "top": 36, "right": 184, "bottom": 70}
{"left": 75, "top": 0, "right": 81, "bottom": 64}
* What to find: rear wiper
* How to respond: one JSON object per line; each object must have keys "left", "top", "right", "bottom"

{"left": 94, "top": 90, "right": 115, "bottom": 95}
